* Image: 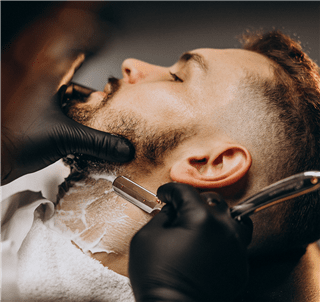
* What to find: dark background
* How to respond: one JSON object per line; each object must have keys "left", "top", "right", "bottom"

{"left": 2, "top": 1, "right": 320, "bottom": 89}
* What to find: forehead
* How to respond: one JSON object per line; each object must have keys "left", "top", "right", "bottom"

{"left": 181, "top": 48, "right": 274, "bottom": 110}
{"left": 190, "top": 48, "right": 274, "bottom": 79}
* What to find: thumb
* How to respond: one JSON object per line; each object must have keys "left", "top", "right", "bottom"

{"left": 55, "top": 85, "right": 135, "bottom": 162}
{"left": 201, "top": 192, "right": 253, "bottom": 246}
{"left": 157, "top": 183, "right": 209, "bottom": 228}
{"left": 235, "top": 216, "right": 253, "bottom": 247}
{"left": 61, "top": 118, "right": 135, "bottom": 162}
{"left": 140, "top": 204, "right": 176, "bottom": 230}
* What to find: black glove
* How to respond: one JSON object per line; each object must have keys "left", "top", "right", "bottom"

{"left": 1, "top": 85, "right": 134, "bottom": 185}
{"left": 129, "top": 183, "right": 252, "bottom": 302}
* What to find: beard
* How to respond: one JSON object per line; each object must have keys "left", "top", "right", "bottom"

{"left": 63, "top": 77, "right": 196, "bottom": 180}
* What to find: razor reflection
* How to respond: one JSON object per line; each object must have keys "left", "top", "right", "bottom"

{"left": 113, "top": 171, "right": 320, "bottom": 220}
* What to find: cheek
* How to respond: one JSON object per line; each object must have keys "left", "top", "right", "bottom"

{"left": 106, "top": 86, "right": 197, "bottom": 128}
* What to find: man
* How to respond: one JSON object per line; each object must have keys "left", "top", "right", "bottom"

{"left": 3, "top": 30, "right": 320, "bottom": 301}
{"left": 55, "top": 30, "right": 320, "bottom": 301}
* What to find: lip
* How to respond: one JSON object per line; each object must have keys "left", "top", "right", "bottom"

{"left": 91, "top": 91, "right": 107, "bottom": 98}
{"left": 77, "top": 90, "right": 107, "bottom": 107}
{"left": 104, "top": 82, "right": 112, "bottom": 95}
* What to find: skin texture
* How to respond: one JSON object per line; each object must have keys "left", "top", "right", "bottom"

{"left": 54, "top": 48, "right": 320, "bottom": 301}
{"left": 68, "top": 48, "right": 271, "bottom": 192}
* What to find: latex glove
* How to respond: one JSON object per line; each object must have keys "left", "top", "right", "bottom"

{"left": 129, "top": 183, "right": 252, "bottom": 302}
{"left": 1, "top": 57, "right": 134, "bottom": 185}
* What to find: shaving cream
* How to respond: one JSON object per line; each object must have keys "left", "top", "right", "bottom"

{"left": 46, "top": 173, "right": 152, "bottom": 256}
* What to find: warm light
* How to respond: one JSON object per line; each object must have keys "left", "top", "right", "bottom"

{"left": 311, "top": 177, "right": 318, "bottom": 185}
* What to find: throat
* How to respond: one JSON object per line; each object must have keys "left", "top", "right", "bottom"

{"left": 47, "top": 176, "right": 130, "bottom": 254}
{"left": 46, "top": 173, "right": 153, "bottom": 278}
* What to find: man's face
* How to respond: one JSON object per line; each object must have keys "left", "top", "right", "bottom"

{"left": 71, "top": 48, "right": 271, "bottom": 132}
{"left": 55, "top": 48, "right": 274, "bottom": 276}
{"left": 67, "top": 48, "right": 272, "bottom": 185}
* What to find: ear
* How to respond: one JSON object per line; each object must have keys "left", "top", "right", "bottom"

{"left": 170, "top": 144, "right": 252, "bottom": 189}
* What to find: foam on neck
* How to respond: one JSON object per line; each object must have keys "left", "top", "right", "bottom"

{"left": 46, "top": 172, "right": 151, "bottom": 256}
{"left": 90, "top": 173, "right": 117, "bottom": 183}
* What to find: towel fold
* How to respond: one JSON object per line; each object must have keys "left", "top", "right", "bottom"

{"left": 2, "top": 191, "right": 135, "bottom": 302}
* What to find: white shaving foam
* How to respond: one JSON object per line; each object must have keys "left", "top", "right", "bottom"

{"left": 46, "top": 173, "right": 152, "bottom": 257}
{"left": 90, "top": 173, "right": 117, "bottom": 182}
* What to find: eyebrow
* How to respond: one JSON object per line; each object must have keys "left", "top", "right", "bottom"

{"left": 178, "top": 52, "right": 208, "bottom": 72}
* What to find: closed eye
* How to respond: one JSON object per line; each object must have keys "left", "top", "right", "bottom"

{"left": 169, "top": 72, "right": 183, "bottom": 82}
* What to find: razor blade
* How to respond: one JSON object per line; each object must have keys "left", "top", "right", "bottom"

{"left": 112, "top": 172, "right": 320, "bottom": 219}
{"left": 113, "top": 176, "right": 163, "bottom": 213}
{"left": 64, "top": 82, "right": 96, "bottom": 100}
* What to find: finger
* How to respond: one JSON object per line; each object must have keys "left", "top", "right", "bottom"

{"left": 57, "top": 85, "right": 68, "bottom": 105}
{"left": 157, "top": 182, "right": 199, "bottom": 209}
{"left": 53, "top": 114, "right": 135, "bottom": 162}
{"left": 157, "top": 183, "right": 210, "bottom": 228}
{"left": 235, "top": 216, "right": 253, "bottom": 246}
{"left": 200, "top": 192, "right": 225, "bottom": 206}
{"left": 200, "top": 191, "right": 252, "bottom": 244}
{"left": 72, "top": 53, "right": 86, "bottom": 73}
{"left": 129, "top": 205, "right": 174, "bottom": 262}
{"left": 201, "top": 191, "right": 253, "bottom": 246}
{"left": 200, "top": 192, "right": 229, "bottom": 214}
{"left": 58, "top": 53, "right": 85, "bottom": 90}
{"left": 139, "top": 204, "right": 176, "bottom": 230}
{"left": 199, "top": 191, "right": 230, "bottom": 225}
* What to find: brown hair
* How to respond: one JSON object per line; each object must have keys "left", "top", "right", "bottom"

{"left": 241, "top": 30, "right": 320, "bottom": 246}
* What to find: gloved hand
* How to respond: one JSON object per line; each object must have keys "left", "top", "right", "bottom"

{"left": 129, "top": 183, "right": 253, "bottom": 302}
{"left": 1, "top": 57, "right": 134, "bottom": 185}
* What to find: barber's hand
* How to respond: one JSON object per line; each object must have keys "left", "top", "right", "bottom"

{"left": 1, "top": 57, "right": 134, "bottom": 185}
{"left": 129, "top": 183, "right": 252, "bottom": 302}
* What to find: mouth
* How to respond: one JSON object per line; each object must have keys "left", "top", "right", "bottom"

{"left": 61, "top": 77, "right": 120, "bottom": 110}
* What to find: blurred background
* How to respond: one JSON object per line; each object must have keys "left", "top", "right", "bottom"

{"left": 74, "top": 1, "right": 320, "bottom": 90}
{"left": 1, "top": 1, "right": 320, "bottom": 201}
{"left": 2, "top": 1, "right": 319, "bottom": 90}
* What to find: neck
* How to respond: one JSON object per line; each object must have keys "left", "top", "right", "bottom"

{"left": 237, "top": 242, "right": 320, "bottom": 302}
{"left": 53, "top": 172, "right": 154, "bottom": 277}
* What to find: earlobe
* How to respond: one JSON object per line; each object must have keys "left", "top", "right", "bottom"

{"left": 170, "top": 145, "right": 252, "bottom": 189}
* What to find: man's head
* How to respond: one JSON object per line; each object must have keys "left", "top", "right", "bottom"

{"left": 66, "top": 45, "right": 277, "bottom": 191}
{"left": 54, "top": 30, "right": 320, "bottom": 274}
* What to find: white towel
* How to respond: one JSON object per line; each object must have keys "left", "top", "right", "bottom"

{"left": 2, "top": 191, "right": 135, "bottom": 302}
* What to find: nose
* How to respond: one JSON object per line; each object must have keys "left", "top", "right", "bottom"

{"left": 121, "top": 58, "right": 167, "bottom": 84}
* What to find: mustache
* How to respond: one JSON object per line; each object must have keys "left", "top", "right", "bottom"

{"left": 62, "top": 77, "right": 121, "bottom": 115}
